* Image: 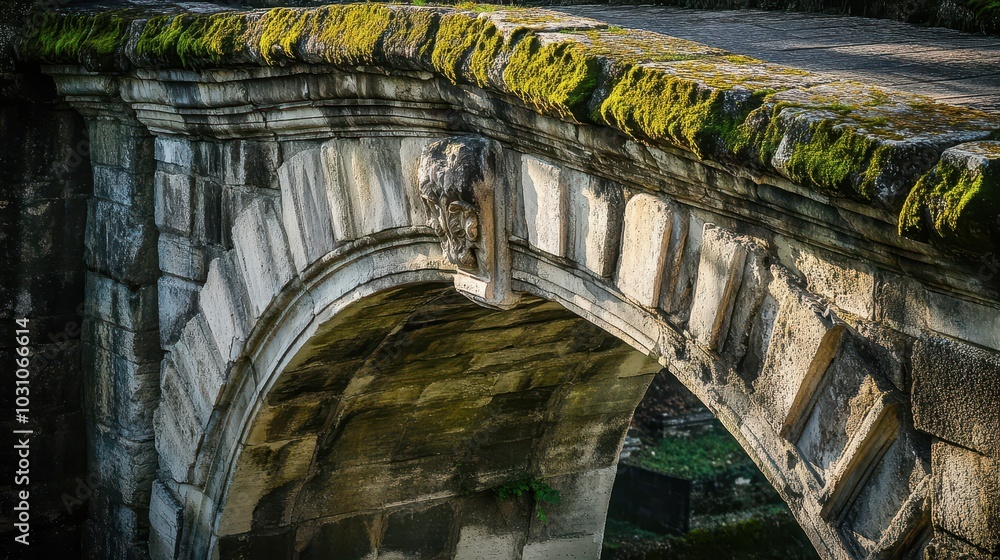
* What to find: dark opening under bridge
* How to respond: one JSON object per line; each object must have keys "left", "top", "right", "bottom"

{"left": 2, "top": 2, "right": 999, "bottom": 559}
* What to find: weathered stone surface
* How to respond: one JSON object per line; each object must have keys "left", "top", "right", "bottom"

{"left": 88, "top": 425, "right": 157, "bottom": 508}
{"left": 924, "top": 290, "right": 1000, "bottom": 353}
{"left": 85, "top": 272, "right": 158, "bottom": 332}
{"left": 278, "top": 148, "right": 336, "bottom": 272}
{"left": 932, "top": 442, "right": 1000, "bottom": 554}
{"left": 751, "top": 266, "right": 844, "bottom": 429}
{"left": 84, "top": 342, "right": 160, "bottom": 440}
{"left": 84, "top": 199, "right": 158, "bottom": 285}
{"left": 157, "top": 274, "right": 200, "bottom": 347}
{"left": 199, "top": 252, "right": 253, "bottom": 364}
{"left": 521, "top": 155, "right": 567, "bottom": 257}
{"left": 913, "top": 336, "right": 1000, "bottom": 458}
{"left": 154, "top": 171, "right": 193, "bottom": 236}
{"left": 232, "top": 198, "right": 295, "bottom": 319}
{"left": 689, "top": 225, "right": 749, "bottom": 350}
{"left": 148, "top": 482, "right": 182, "bottom": 560}
{"left": 565, "top": 174, "right": 623, "bottom": 278}
{"left": 616, "top": 194, "right": 673, "bottom": 307}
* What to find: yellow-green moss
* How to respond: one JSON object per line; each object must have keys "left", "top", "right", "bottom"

{"left": 504, "top": 35, "right": 600, "bottom": 122}
{"left": 21, "top": 11, "right": 131, "bottom": 70}
{"left": 597, "top": 65, "right": 766, "bottom": 158}
{"left": 430, "top": 13, "right": 488, "bottom": 84}
{"left": 136, "top": 13, "right": 253, "bottom": 69}
{"left": 311, "top": 5, "right": 393, "bottom": 66}
{"left": 900, "top": 156, "right": 1000, "bottom": 249}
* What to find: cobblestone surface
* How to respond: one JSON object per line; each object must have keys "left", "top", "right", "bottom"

{"left": 555, "top": 5, "right": 1000, "bottom": 113}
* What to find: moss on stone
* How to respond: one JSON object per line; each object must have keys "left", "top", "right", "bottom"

{"left": 136, "top": 12, "right": 253, "bottom": 69}
{"left": 22, "top": 11, "right": 131, "bottom": 70}
{"left": 597, "top": 64, "right": 767, "bottom": 159}
{"left": 430, "top": 13, "right": 489, "bottom": 84}
{"left": 503, "top": 35, "right": 600, "bottom": 121}
{"left": 900, "top": 143, "right": 1000, "bottom": 251}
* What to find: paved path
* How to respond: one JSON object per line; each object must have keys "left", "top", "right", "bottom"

{"left": 554, "top": 5, "right": 1000, "bottom": 113}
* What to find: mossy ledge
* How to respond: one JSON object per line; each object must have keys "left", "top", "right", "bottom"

{"left": 900, "top": 141, "right": 1000, "bottom": 252}
{"left": 18, "top": 4, "right": 1000, "bottom": 254}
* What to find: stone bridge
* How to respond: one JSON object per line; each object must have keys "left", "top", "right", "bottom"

{"left": 3, "top": 3, "right": 1000, "bottom": 559}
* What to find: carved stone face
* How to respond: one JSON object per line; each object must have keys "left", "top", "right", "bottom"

{"left": 418, "top": 139, "right": 485, "bottom": 270}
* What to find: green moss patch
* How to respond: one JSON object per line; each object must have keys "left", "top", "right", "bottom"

{"left": 597, "top": 64, "right": 771, "bottom": 158}
{"left": 900, "top": 141, "right": 1000, "bottom": 252}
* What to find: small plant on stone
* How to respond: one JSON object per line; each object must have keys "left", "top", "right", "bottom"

{"left": 494, "top": 477, "right": 561, "bottom": 524}
{"left": 412, "top": 0, "right": 428, "bottom": 5}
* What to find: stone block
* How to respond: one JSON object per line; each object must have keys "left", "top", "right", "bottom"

{"left": 232, "top": 198, "right": 296, "bottom": 319}
{"left": 278, "top": 148, "right": 336, "bottom": 272}
{"left": 688, "top": 225, "right": 749, "bottom": 350}
{"left": 93, "top": 165, "right": 153, "bottom": 214}
{"left": 932, "top": 441, "right": 1000, "bottom": 554}
{"left": 154, "top": 171, "right": 193, "bottom": 236}
{"left": 566, "top": 174, "right": 623, "bottom": 278}
{"left": 335, "top": 138, "right": 412, "bottom": 238}
{"left": 87, "top": 425, "right": 157, "bottom": 508}
{"left": 200, "top": 252, "right": 253, "bottom": 363}
{"left": 83, "top": 343, "right": 160, "bottom": 440}
{"left": 88, "top": 119, "right": 154, "bottom": 173}
{"left": 84, "top": 199, "right": 158, "bottom": 285}
{"left": 616, "top": 194, "right": 673, "bottom": 307}
{"left": 170, "top": 313, "right": 227, "bottom": 428}
{"left": 454, "top": 527, "right": 519, "bottom": 560}
{"left": 157, "top": 274, "right": 200, "bottom": 347}
{"left": 148, "top": 481, "right": 182, "bottom": 560}
{"left": 220, "top": 140, "right": 279, "bottom": 189}
{"left": 914, "top": 336, "right": 1000, "bottom": 458}
{"left": 751, "top": 266, "right": 843, "bottom": 429}
{"left": 153, "top": 375, "right": 202, "bottom": 484}
{"left": 781, "top": 242, "right": 876, "bottom": 320}
{"left": 925, "top": 290, "right": 1000, "bottom": 352}
{"left": 191, "top": 177, "right": 224, "bottom": 247}
{"left": 158, "top": 232, "right": 210, "bottom": 282}
{"left": 83, "top": 317, "right": 161, "bottom": 364}
{"left": 521, "top": 155, "right": 567, "bottom": 257}
{"left": 521, "top": 534, "right": 602, "bottom": 560}
{"left": 154, "top": 136, "right": 194, "bottom": 170}
{"left": 85, "top": 272, "right": 159, "bottom": 332}
{"left": 527, "top": 467, "right": 615, "bottom": 541}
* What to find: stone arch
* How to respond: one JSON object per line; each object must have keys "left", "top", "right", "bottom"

{"left": 146, "top": 129, "right": 933, "bottom": 560}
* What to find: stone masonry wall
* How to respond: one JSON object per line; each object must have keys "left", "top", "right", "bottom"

{"left": 0, "top": 1, "right": 92, "bottom": 551}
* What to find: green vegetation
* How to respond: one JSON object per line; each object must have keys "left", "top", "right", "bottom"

{"left": 606, "top": 422, "right": 818, "bottom": 559}
{"left": 494, "top": 477, "right": 561, "bottom": 524}
{"left": 968, "top": 0, "right": 1000, "bottom": 18}
{"left": 598, "top": 65, "right": 767, "bottom": 159}
{"left": 603, "top": 508, "right": 818, "bottom": 560}
{"left": 900, "top": 146, "right": 1000, "bottom": 250}
{"left": 505, "top": 36, "right": 599, "bottom": 121}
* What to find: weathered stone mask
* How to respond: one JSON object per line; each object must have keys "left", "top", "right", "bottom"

{"left": 418, "top": 138, "right": 487, "bottom": 270}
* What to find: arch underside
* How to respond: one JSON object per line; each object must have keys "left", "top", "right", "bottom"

{"left": 216, "top": 285, "right": 657, "bottom": 559}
